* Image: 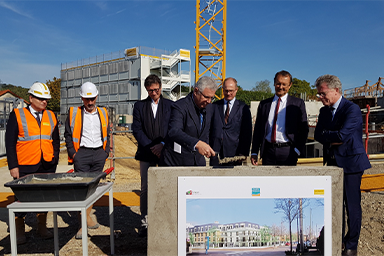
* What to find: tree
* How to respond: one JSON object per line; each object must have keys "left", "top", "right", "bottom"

{"left": 260, "top": 226, "right": 272, "bottom": 246}
{"left": 0, "top": 83, "right": 29, "bottom": 102}
{"left": 274, "top": 198, "right": 300, "bottom": 253}
{"left": 45, "top": 77, "right": 61, "bottom": 112}
{"left": 290, "top": 78, "right": 317, "bottom": 100}
{"left": 270, "top": 224, "right": 281, "bottom": 245}
{"left": 252, "top": 79, "right": 272, "bottom": 93}
{"left": 236, "top": 86, "right": 274, "bottom": 106}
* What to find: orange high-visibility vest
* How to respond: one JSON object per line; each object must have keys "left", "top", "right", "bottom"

{"left": 14, "top": 108, "right": 57, "bottom": 165}
{"left": 68, "top": 106, "right": 108, "bottom": 163}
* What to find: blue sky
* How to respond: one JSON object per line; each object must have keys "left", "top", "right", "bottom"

{"left": 187, "top": 198, "right": 324, "bottom": 235}
{"left": 1, "top": 0, "right": 383, "bottom": 91}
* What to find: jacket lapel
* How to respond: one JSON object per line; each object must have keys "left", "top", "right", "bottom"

{"left": 186, "top": 93, "right": 201, "bottom": 133}
{"left": 331, "top": 97, "right": 346, "bottom": 125}
{"left": 264, "top": 98, "right": 273, "bottom": 132}
{"left": 227, "top": 99, "right": 239, "bottom": 124}
{"left": 218, "top": 100, "right": 225, "bottom": 124}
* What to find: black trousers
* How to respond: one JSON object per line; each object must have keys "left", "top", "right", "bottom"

{"left": 261, "top": 141, "right": 298, "bottom": 166}
{"left": 73, "top": 147, "right": 107, "bottom": 173}
{"left": 139, "top": 161, "right": 157, "bottom": 217}
{"left": 327, "top": 159, "right": 363, "bottom": 250}
{"left": 343, "top": 171, "right": 363, "bottom": 250}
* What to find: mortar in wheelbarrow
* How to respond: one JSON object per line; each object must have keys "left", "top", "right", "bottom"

{"left": 4, "top": 172, "right": 108, "bottom": 202}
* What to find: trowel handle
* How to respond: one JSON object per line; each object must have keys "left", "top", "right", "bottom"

{"left": 104, "top": 167, "right": 114, "bottom": 175}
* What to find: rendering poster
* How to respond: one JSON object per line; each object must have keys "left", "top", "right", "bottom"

{"left": 178, "top": 176, "right": 332, "bottom": 255}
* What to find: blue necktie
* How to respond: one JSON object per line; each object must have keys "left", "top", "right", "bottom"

{"left": 200, "top": 113, "right": 203, "bottom": 130}
{"left": 330, "top": 107, "right": 335, "bottom": 120}
{"left": 35, "top": 112, "right": 41, "bottom": 127}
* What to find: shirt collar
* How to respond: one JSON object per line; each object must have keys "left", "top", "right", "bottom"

{"left": 274, "top": 93, "right": 288, "bottom": 102}
{"left": 331, "top": 95, "right": 342, "bottom": 111}
{"left": 29, "top": 105, "right": 41, "bottom": 114}
{"left": 151, "top": 97, "right": 160, "bottom": 104}
{"left": 84, "top": 106, "right": 98, "bottom": 115}
{"left": 224, "top": 97, "right": 236, "bottom": 105}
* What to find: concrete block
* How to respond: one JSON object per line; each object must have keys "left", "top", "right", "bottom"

{"left": 148, "top": 166, "right": 343, "bottom": 256}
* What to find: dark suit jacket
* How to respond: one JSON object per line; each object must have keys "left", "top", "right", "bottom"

{"left": 314, "top": 97, "right": 371, "bottom": 173}
{"left": 251, "top": 95, "right": 309, "bottom": 159}
{"left": 6, "top": 107, "right": 60, "bottom": 175}
{"left": 161, "top": 92, "right": 214, "bottom": 166}
{"left": 132, "top": 96, "right": 173, "bottom": 163}
{"left": 209, "top": 99, "right": 252, "bottom": 165}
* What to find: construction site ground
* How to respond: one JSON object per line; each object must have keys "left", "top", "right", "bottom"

{"left": 0, "top": 133, "right": 383, "bottom": 255}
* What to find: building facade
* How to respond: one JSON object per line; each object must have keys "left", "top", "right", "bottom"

{"left": 60, "top": 46, "right": 191, "bottom": 125}
{"left": 187, "top": 221, "right": 279, "bottom": 248}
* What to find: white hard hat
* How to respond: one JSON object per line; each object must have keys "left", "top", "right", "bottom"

{"left": 80, "top": 82, "right": 98, "bottom": 98}
{"left": 28, "top": 82, "right": 51, "bottom": 99}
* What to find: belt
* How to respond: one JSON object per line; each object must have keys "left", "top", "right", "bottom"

{"left": 80, "top": 146, "right": 103, "bottom": 150}
{"left": 265, "top": 140, "right": 291, "bottom": 148}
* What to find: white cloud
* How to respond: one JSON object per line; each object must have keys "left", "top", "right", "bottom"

{"left": 0, "top": 1, "right": 34, "bottom": 19}
{"left": 94, "top": 1, "right": 108, "bottom": 11}
{"left": 103, "top": 8, "right": 126, "bottom": 18}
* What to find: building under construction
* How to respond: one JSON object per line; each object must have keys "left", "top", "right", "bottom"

{"left": 60, "top": 46, "right": 191, "bottom": 125}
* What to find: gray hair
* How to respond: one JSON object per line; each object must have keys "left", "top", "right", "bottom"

{"left": 315, "top": 74, "right": 342, "bottom": 92}
{"left": 195, "top": 76, "right": 218, "bottom": 91}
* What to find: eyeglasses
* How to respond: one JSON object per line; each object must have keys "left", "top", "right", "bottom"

{"left": 198, "top": 89, "right": 215, "bottom": 101}
{"left": 147, "top": 88, "right": 160, "bottom": 94}
{"left": 316, "top": 90, "right": 332, "bottom": 99}
{"left": 33, "top": 96, "right": 49, "bottom": 102}
{"left": 84, "top": 97, "right": 97, "bottom": 101}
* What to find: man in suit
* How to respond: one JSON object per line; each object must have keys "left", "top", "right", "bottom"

{"left": 251, "top": 70, "right": 309, "bottom": 166}
{"left": 210, "top": 77, "right": 252, "bottom": 166}
{"left": 132, "top": 74, "right": 173, "bottom": 237}
{"left": 314, "top": 74, "right": 371, "bottom": 256}
{"left": 161, "top": 76, "right": 218, "bottom": 166}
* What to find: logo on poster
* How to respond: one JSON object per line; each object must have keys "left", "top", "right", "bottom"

{"left": 252, "top": 188, "right": 260, "bottom": 196}
{"left": 186, "top": 190, "right": 200, "bottom": 196}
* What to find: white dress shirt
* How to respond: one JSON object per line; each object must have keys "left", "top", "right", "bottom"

{"left": 266, "top": 94, "right": 289, "bottom": 143}
{"left": 80, "top": 107, "right": 103, "bottom": 148}
{"left": 29, "top": 106, "right": 42, "bottom": 120}
{"left": 151, "top": 98, "right": 160, "bottom": 118}
{"left": 224, "top": 97, "right": 235, "bottom": 115}
{"left": 331, "top": 95, "right": 342, "bottom": 120}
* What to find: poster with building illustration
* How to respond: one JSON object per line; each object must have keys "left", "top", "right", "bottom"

{"left": 178, "top": 176, "right": 332, "bottom": 255}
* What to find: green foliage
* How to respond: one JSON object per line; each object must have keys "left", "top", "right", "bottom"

{"left": 290, "top": 78, "right": 317, "bottom": 100}
{"left": 252, "top": 79, "right": 272, "bottom": 93}
{"left": 0, "top": 84, "right": 29, "bottom": 102}
{"left": 236, "top": 87, "right": 274, "bottom": 106}
{"left": 181, "top": 85, "right": 191, "bottom": 93}
{"left": 189, "top": 233, "right": 194, "bottom": 244}
{"left": 45, "top": 77, "right": 61, "bottom": 112}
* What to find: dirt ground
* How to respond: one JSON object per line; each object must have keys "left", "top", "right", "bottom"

{"left": 0, "top": 133, "right": 384, "bottom": 255}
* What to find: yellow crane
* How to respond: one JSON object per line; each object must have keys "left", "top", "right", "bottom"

{"left": 195, "top": 0, "right": 227, "bottom": 99}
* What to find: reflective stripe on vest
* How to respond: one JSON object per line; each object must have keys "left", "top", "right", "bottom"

{"left": 15, "top": 108, "right": 57, "bottom": 165}
{"left": 99, "top": 107, "right": 108, "bottom": 145}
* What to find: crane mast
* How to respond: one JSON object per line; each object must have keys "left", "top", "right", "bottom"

{"left": 195, "top": 0, "right": 227, "bottom": 98}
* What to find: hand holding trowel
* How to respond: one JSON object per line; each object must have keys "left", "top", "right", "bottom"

{"left": 213, "top": 151, "right": 247, "bottom": 165}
